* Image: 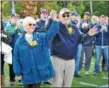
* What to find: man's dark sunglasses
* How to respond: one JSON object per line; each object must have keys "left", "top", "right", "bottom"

{"left": 62, "top": 14, "right": 70, "bottom": 18}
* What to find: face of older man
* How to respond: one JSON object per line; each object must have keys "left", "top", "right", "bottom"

{"left": 59, "top": 12, "right": 70, "bottom": 25}
{"left": 11, "top": 16, "right": 19, "bottom": 24}
{"left": 99, "top": 16, "right": 106, "bottom": 25}
{"left": 84, "top": 15, "right": 90, "bottom": 22}
{"left": 40, "top": 12, "right": 48, "bottom": 21}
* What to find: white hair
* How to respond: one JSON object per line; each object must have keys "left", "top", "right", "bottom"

{"left": 91, "top": 15, "right": 99, "bottom": 23}
{"left": 23, "top": 16, "right": 36, "bottom": 26}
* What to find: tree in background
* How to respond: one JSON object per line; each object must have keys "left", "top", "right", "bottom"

{"left": 1, "top": 1, "right": 11, "bottom": 19}
{"left": 83, "top": 1, "right": 108, "bottom": 16}
{"left": 68, "top": 1, "right": 85, "bottom": 16}
{"left": 22, "top": 1, "right": 38, "bottom": 18}
{"left": 1, "top": 1, "right": 109, "bottom": 19}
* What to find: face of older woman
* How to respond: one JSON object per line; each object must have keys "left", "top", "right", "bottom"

{"left": 23, "top": 17, "right": 36, "bottom": 34}
{"left": 25, "top": 22, "right": 36, "bottom": 33}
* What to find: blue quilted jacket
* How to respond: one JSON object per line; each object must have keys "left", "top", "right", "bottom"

{"left": 13, "top": 21, "right": 59, "bottom": 84}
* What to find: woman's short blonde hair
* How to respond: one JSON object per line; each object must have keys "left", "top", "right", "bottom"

{"left": 91, "top": 15, "right": 99, "bottom": 23}
{"left": 23, "top": 16, "right": 36, "bottom": 26}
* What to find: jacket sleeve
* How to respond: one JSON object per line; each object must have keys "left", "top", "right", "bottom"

{"left": 105, "top": 25, "right": 109, "bottom": 36}
{"left": 1, "top": 31, "right": 12, "bottom": 44}
{"left": 13, "top": 43, "right": 22, "bottom": 76}
{"left": 5, "top": 24, "right": 16, "bottom": 36}
{"left": 44, "top": 18, "right": 53, "bottom": 32}
{"left": 79, "top": 33, "right": 95, "bottom": 43}
{"left": 44, "top": 21, "right": 59, "bottom": 48}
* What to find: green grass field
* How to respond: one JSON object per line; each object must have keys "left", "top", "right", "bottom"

{"left": 4, "top": 57, "right": 108, "bottom": 88}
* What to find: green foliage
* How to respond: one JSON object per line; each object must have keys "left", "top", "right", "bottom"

{"left": 68, "top": 3, "right": 75, "bottom": 12}
{"left": 68, "top": 1, "right": 85, "bottom": 16}
{"left": 76, "top": 2, "right": 85, "bottom": 16}
{"left": 1, "top": 1, "right": 109, "bottom": 19}
{"left": 2, "top": 1, "right": 11, "bottom": 18}
{"left": 15, "top": 1, "right": 23, "bottom": 17}
{"left": 83, "top": 1, "right": 108, "bottom": 16}
{"left": 57, "top": 1, "right": 70, "bottom": 8}
{"left": 93, "top": 1, "right": 108, "bottom": 16}
{"left": 44, "top": 2, "right": 61, "bottom": 13}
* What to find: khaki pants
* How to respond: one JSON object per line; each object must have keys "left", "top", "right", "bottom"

{"left": 51, "top": 56, "right": 75, "bottom": 87}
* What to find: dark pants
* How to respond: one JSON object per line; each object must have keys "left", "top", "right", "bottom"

{"left": 9, "top": 64, "right": 15, "bottom": 82}
{"left": 24, "top": 83, "right": 40, "bottom": 88}
{"left": 102, "top": 56, "right": 105, "bottom": 67}
{"left": 102, "top": 55, "right": 105, "bottom": 71}
{"left": 1, "top": 54, "right": 5, "bottom": 75}
{"left": 9, "top": 50, "right": 15, "bottom": 82}
{"left": 79, "top": 46, "right": 93, "bottom": 71}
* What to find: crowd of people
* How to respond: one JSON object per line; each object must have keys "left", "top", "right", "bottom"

{"left": 1, "top": 8, "right": 109, "bottom": 88}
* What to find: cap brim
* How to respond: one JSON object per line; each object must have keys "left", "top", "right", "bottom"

{"left": 60, "top": 12, "right": 70, "bottom": 15}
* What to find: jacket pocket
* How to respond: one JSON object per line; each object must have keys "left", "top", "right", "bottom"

{"left": 55, "top": 41, "right": 63, "bottom": 46}
{"left": 37, "top": 64, "right": 50, "bottom": 78}
{"left": 22, "top": 68, "right": 32, "bottom": 81}
{"left": 23, "top": 67, "right": 31, "bottom": 75}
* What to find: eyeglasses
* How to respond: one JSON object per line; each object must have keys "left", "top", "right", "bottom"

{"left": 62, "top": 14, "right": 70, "bottom": 18}
{"left": 28, "top": 23, "right": 36, "bottom": 26}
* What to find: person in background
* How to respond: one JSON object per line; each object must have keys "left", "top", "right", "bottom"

{"left": 70, "top": 12, "right": 82, "bottom": 77}
{"left": 35, "top": 9, "right": 48, "bottom": 32}
{"left": 93, "top": 15, "right": 109, "bottom": 76}
{"left": 101, "top": 16, "right": 108, "bottom": 72}
{"left": 1, "top": 21, "right": 12, "bottom": 87}
{"left": 90, "top": 15, "right": 99, "bottom": 56}
{"left": 35, "top": 9, "right": 52, "bottom": 85}
{"left": 79, "top": 12, "right": 94, "bottom": 75}
{"left": 91, "top": 16, "right": 99, "bottom": 25}
{"left": 5, "top": 13, "right": 24, "bottom": 85}
{"left": 13, "top": 14, "right": 59, "bottom": 88}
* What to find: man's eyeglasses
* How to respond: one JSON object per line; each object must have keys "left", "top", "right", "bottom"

{"left": 28, "top": 23, "right": 36, "bottom": 26}
{"left": 62, "top": 14, "right": 70, "bottom": 18}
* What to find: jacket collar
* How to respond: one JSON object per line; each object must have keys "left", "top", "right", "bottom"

{"left": 20, "top": 32, "right": 37, "bottom": 45}
{"left": 59, "top": 22, "right": 73, "bottom": 36}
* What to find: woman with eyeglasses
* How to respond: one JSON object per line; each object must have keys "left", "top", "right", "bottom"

{"left": 13, "top": 13, "right": 59, "bottom": 88}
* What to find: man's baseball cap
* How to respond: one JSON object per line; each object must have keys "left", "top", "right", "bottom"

{"left": 71, "top": 12, "right": 79, "bottom": 16}
{"left": 84, "top": 12, "right": 90, "bottom": 16}
{"left": 11, "top": 13, "right": 20, "bottom": 18}
{"left": 41, "top": 9, "right": 48, "bottom": 14}
{"left": 59, "top": 8, "right": 70, "bottom": 15}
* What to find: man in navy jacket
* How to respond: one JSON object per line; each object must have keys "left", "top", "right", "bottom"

{"left": 35, "top": 9, "right": 48, "bottom": 32}
{"left": 49, "top": 8, "right": 97, "bottom": 87}
{"left": 93, "top": 15, "right": 109, "bottom": 76}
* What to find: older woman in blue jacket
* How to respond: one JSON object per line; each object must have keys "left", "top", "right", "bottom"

{"left": 13, "top": 12, "right": 59, "bottom": 88}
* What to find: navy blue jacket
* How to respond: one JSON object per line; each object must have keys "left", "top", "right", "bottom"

{"left": 80, "top": 21, "right": 94, "bottom": 46}
{"left": 94, "top": 24, "right": 109, "bottom": 46}
{"left": 51, "top": 22, "right": 90, "bottom": 60}
{"left": 35, "top": 19, "right": 46, "bottom": 32}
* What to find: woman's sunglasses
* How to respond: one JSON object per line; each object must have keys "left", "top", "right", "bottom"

{"left": 28, "top": 23, "right": 36, "bottom": 26}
